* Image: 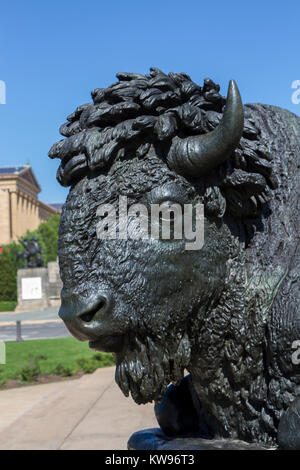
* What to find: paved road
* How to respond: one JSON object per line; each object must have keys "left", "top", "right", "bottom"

{"left": 0, "top": 321, "right": 71, "bottom": 342}
{"left": 0, "top": 307, "right": 59, "bottom": 323}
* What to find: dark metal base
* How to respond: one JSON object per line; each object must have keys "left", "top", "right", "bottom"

{"left": 127, "top": 428, "right": 275, "bottom": 450}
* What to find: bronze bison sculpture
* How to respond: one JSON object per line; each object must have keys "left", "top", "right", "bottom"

{"left": 49, "top": 68, "right": 300, "bottom": 449}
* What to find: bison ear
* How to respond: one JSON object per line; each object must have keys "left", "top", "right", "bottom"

{"left": 220, "top": 169, "right": 271, "bottom": 218}
{"left": 167, "top": 80, "right": 244, "bottom": 176}
{"left": 203, "top": 186, "right": 227, "bottom": 218}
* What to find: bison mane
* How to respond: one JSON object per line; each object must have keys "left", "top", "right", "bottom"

{"left": 49, "top": 68, "right": 276, "bottom": 222}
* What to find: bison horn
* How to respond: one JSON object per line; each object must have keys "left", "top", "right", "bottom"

{"left": 167, "top": 80, "right": 244, "bottom": 176}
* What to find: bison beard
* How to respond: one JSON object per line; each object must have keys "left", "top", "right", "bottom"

{"left": 115, "top": 332, "right": 191, "bottom": 404}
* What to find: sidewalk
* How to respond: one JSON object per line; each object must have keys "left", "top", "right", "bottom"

{"left": 0, "top": 366, "right": 157, "bottom": 450}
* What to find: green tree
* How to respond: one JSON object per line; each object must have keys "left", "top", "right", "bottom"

{"left": 36, "top": 213, "right": 60, "bottom": 262}
{"left": 6, "top": 241, "right": 24, "bottom": 271}
{"left": 0, "top": 247, "right": 17, "bottom": 301}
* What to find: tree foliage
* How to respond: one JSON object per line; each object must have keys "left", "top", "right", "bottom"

{"left": 35, "top": 213, "right": 60, "bottom": 263}
{"left": 0, "top": 247, "right": 18, "bottom": 301}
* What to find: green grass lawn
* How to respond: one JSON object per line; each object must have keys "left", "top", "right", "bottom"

{"left": 0, "top": 337, "right": 115, "bottom": 385}
{"left": 0, "top": 301, "right": 17, "bottom": 312}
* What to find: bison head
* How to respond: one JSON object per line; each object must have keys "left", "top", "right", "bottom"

{"left": 49, "top": 68, "right": 275, "bottom": 405}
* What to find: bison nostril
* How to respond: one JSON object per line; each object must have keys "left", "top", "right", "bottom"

{"left": 80, "top": 311, "right": 96, "bottom": 323}
{"left": 78, "top": 298, "right": 106, "bottom": 323}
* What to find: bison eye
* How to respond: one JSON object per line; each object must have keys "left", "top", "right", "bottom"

{"left": 149, "top": 200, "right": 184, "bottom": 242}
{"left": 158, "top": 199, "right": 182, "bottom": 213}
{"left": 145, "top": 182, "right": 190, "bottom": 206}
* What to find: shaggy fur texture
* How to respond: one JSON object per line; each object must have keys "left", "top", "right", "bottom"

{"left": 50, "top": 69, "right": 300, "bottom": 447}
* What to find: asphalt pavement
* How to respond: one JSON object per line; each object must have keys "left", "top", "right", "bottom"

{"left": 0, "top": 307, "right": 70, "bottom": 341}
{"left": 0, "top": 320, "right": 70, "bottom": 341}
{"left": 0, "top": 307, "right": 59, "bottom": 323}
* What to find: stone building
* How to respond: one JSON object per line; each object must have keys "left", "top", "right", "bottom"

{"left": 0, "top": 165, "right": 59, "bottom": 246}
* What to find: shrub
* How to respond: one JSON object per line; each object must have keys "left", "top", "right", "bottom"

{"left": 76, "top": 357, "right": 98, "bottom": 374}
{"left": 5, "top": 241, "right": 24, "bottom": 271}
{"left": 76, "top": 353, "right": 115, "bottom": 373}
{"left": 0, "top": 301, "right": 17, "bottom": 312}
{"left": 53, "top": 364, "right": 73, "bottom": 377}
{"left": 19, "top": 356, "right": 40, "bottom": 382}
{"left": 0, "top": 367, "right": 6, "bottom": 386}
{"left": 36, "top": 354, "right": 48, "bottom": 360}
{"left": 93, "top": 352, "right": 115, "bottom": 367}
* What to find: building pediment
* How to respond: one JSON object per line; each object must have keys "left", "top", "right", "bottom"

{"left": 19, "top": 166, "right": 41, "bottom": 193}
{"left": 0, "top": 165, "right": 41, "bottom": 195}
{"left": 0, "top": 165, "right": 59, "bottom": 246}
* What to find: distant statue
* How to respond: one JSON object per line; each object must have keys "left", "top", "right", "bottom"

{"left": 17, "top": 237, "right": 44, "bottom": 268}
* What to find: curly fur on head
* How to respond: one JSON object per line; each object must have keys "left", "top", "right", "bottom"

{"left": 49, "top": 68, "right": 276, "bottom": 221}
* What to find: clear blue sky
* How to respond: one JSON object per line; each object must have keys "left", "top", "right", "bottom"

{"left": 0, "top": 0, "right": 299, "bottom": 203}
